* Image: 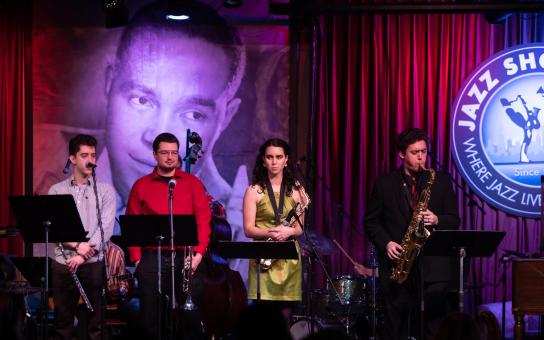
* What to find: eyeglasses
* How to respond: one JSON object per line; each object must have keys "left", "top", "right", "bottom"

{"left": 157, "top": 150, "right": 179, "bottom": 156}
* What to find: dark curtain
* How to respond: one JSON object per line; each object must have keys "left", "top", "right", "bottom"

{"left": 0, "top": 1, "right": 28, "bottom": 256}
{"left": 312, "top": 10, "right": 544, "bottom": 304}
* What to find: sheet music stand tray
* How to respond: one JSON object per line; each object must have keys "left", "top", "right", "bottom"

{"left": 119, "top": 215, "right": 198, "bottom": 247}
{"left": 8, "top": 194, "right": 89, "bottom": 340}
{"left": 216, "top": 240, "right": 298, "bottom": 302}
{"left": 423, "top": 230, "right": 505, "bottom": 312}
{"left": 119, "top": 214, "right": 198, "bottom": 340}
{"left": 11, "top": 257, "right": 52, "bottom": 290}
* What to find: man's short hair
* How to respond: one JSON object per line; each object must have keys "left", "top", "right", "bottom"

{"left": 68, "top": 134, "right": 97, "bottom": 156}
{"left": 153, "top": 132, "right": 180, "bottom": 152}
{"left": 114, "top": 0, "right": 245, "bottom": 98}
{"left": 396, "top": 128, "right": 429, "bottom": 152}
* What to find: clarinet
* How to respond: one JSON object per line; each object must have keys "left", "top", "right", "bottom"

{"left": 58, "top": 243, "right": 94, "bottom": 312}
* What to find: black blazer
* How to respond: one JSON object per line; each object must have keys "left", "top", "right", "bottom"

{"left": 364, "top": 168, "right": 460, "bottom": 283}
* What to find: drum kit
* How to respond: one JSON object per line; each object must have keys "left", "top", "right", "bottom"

{"left": 291, "top": 233, "right": 383, "bottom": 340}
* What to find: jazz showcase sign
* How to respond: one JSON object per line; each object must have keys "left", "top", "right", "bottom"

{"left": 452, "top": 44, "right": 543, "bottom": 218}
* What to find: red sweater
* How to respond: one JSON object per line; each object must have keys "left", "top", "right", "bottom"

{"left": 126, "top": 168, "right": 211, "bottom": 263}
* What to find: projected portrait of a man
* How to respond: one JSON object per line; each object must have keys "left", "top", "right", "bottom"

{"left": 101, "top": 1, "right": 246, "bottom": 216}
{"left": 32, "top": 0, "right": 290, "bottom": 282}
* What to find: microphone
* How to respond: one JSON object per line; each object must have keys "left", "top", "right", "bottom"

{"left": 168, "top": 178, "right": 176, "bottom": 193}
{"left": 62, "top": 159, "right": 71, "bottom": 174}
{"left": 85, "top": 162, "right": 97, "bottom": 169}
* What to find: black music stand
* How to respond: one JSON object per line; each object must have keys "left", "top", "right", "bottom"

{"left": 11, "top": 257, "right": 52, "bottom": 290}
{"left": 423, "top": 230, "right": 505, "bottom": 312}
{"left": 216, "top": 240, "right": 298, "bottom": 302}
{"left": 8, "top": 194, "right": 89, "bottom": 340}
{"left": 119, "top": 215, "right": 198, "bottom": 248}
{"left": 119, "top": 214, "right": 197, "bottom": 340}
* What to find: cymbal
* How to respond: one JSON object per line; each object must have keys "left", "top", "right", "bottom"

{"left": 298, "top": 230, "right": 334, "bottom": 255}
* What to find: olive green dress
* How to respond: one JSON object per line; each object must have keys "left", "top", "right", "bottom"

{"left": 247, "top": 191, "right": 302, "bottom": 301}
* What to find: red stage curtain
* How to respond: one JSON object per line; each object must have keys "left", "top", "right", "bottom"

{"left": 313, "top": 11, "right": 543, "bottom": 304}
{"left": 0, "top": 2, "right": 27, "bottom": 255}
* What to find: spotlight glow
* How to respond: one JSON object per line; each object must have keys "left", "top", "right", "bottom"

{"left": 166, "top": 14, "right": 190, "bottom": 21}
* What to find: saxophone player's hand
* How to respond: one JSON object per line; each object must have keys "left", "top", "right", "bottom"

{"left": 386, "top": 241, "right": 403, "bottom": 260}
{"left": 419, "top": 209, "right": 438, "bottom": 226}
{"left": 269, "top": 225, "right": 293, "bottom": 241}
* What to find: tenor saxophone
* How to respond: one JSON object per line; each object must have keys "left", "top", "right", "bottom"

{"left": 260, "top": 182, "right": 310, "bottom": 271}
{"left": 390, "top": 166, "right": 436, "bottom": 284}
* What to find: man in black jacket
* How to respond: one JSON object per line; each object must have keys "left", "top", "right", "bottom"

{"left": 365, "top": 128, "right": 460, "bottom": 340}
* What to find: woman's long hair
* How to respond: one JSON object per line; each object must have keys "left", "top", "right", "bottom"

{"left": 251, "top": 138, "right": 300, "bottom": 196}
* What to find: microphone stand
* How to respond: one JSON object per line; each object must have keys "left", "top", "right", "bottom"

{"left": 168, "top": 183, "right": 176, "bottom": 340}
{"left": 427, "top": 151, "right": 485, "bottom": 214}
{"left": 297, "top": 214, "right": 348, "bottom": 335}
{"left": 91, "top": 167, "right": 108, "bottom": 340}
{"left": 368, "top": 245, "right": 378, "bottom": 340}
{"left": 297, "top": 159, "right": 371, "bottom": 336}
{"left": 499, "top": 254, "right": 510, "bottom": 340}
{"left": 299, "top": 161, "right": 366, "bottom": 238}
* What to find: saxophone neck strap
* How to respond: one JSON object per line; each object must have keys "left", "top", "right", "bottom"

{"left": 265, "top": 177, "right": 286, "bottom": 225}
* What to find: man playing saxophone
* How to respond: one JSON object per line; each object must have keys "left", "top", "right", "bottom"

{"left": 364, "top": 128, "right": 459, "bottom": 340}
{"left": 48, "top": 134, "right": 116, "bottom": 340}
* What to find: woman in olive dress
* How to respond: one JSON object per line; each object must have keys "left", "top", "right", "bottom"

{"left": 243, "top": 138, "right": 307, "bottom": 314}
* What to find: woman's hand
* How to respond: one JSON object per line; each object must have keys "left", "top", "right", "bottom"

{"left": 269, "top": 226, "right": 294, "bottom": 241}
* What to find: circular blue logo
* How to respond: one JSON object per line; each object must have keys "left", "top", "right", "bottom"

{"left": 452, "top": 44, "right": 544, "bottom": 218}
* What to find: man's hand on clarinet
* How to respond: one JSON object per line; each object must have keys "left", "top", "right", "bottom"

{"left": 76, "top": 242, "right": 96, "bottom": 259}
{"left": 66, "top": 255, "right": 85, "bottom": 272}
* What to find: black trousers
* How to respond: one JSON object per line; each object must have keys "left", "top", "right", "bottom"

{"left": 379, "top": 266, "right": 450, "bottom": 340}
{"left": 136, "top": 251, "right": 205, "bottom": 340}
{"left": 51, "top": 260, "right": 105, "bottom": 340}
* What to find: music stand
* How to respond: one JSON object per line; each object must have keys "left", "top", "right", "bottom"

{"left": 8, "top": 194, "right": 89, "bottom": 339}
{"left": 423, "top": 230, "right": 505, "bottom": 312}
{"left": 216, "top": 240, "right": 298, "bottom": 302}
{"left": 119, "top": 214, "right": 197, "bottom": 340}
{"left": 119, "top": 215, "right": 198, "bottom": 247}
{"left": 11, "top": 257, "right": 52, "bottom": 290}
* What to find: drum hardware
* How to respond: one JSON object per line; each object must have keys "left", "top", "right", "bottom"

{"left": 368, "top": 245, "right": 379, "bottom": 340}
{"left": 299, "top": 225, "right": 346, "bottom": 337}
{"left": 333, "top": 239, "right": 382, "bottom": 339}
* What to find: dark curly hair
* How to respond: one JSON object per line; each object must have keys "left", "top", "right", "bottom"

{"left": 68, "top": 134, "right": 97, "bottom": 156}
{"left": 251, "top": 138, "right": 300, "bottom": 196}
{"left": 396, "top": 128, "right": 429, "bottom": 152}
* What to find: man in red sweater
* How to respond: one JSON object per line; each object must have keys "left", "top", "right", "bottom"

{"left": 126, "top": 132, "right": 211, "bottom": 339}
